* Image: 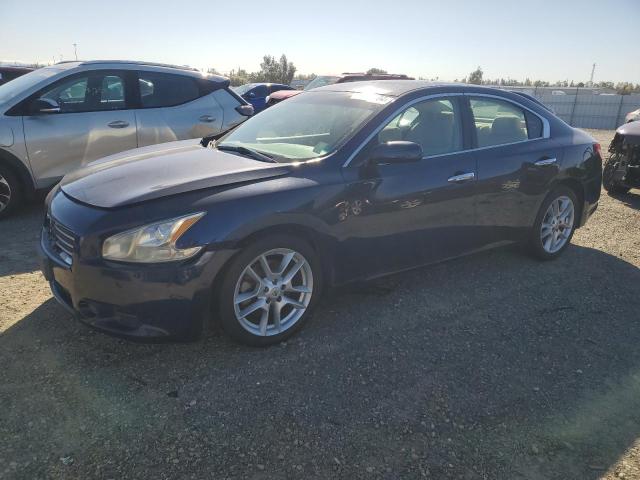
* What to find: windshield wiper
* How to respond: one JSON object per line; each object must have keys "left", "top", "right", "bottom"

{"left": 216, "top": 144, "right": 278, "bottom": 163}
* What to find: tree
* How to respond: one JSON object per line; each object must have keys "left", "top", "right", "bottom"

{"left": 228, "top": 68, "right": 250, "bottom": 87}
{"left": 366, "top": 67, "right": 387, "bottom": 75}
{"left": 468, "top": 66, "right": 483, "bottom": 85}
{"left": 294, "top": 73, "right": 316, "bottom": 81}
{"left": 251, "top": 54, "right": 297, "bottom": 84}
{"left": 207, "top": 67, "right": 221, "bottom": 75}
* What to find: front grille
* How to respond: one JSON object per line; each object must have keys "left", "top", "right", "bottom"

{"left": 47, "top": 216, "right": 76, "bottom": 265}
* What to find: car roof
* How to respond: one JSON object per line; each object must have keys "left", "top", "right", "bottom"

{"left": 313, "top": 80, "right": 464, "bottom": 97}
{"left": 54, "top": 60, "right": 227, "bottom": 83}
{"left": 314, "top": 80, "right": 541, "bottom": 99}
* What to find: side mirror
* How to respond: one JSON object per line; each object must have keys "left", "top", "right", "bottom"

{"left": 370, "top": 141, "right": 423, "bottom": 164}
{"left": 235, "top": 104, "right": 254, "bottom": 117}
{"left": 31, "top": 98, "right": 60, "bottom": 114}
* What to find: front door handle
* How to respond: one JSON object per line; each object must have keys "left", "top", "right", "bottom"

{"left": 534, "top": 157, "right": 557, "bottom": 166}
{"left": 107, "top": 120, "right": 129, "bottom": 129}
{"left": 447, "top": 172, "right": 475, "bottom": 183}
{"left": 199, "top": 115, "right": 217, "bottom": 123}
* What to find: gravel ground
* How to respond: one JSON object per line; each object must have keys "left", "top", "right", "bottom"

{"left": 1, "top": 129, "right": 640, "bottom": 480}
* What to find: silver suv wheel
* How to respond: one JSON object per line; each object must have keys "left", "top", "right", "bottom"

{"left": 0, "top": 173, "right": 12, "bottom": 213}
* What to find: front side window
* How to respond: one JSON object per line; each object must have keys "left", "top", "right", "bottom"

{"left": 470, "top": 98, "right": 531, "bottom": 147}
{"left": 376, "top": 98, "right": 463, "bottom": 157}
{"left": 41, "top": 76, "right": 89, "bottom": 112}
{"left": 36, "top": 72, "right": 128, "bottom": 113}
{"left": 138, "top": 72, "right": 200, "bottom": 108}
{"left": 217, "top": 91, "right": 391, "bottom": 162}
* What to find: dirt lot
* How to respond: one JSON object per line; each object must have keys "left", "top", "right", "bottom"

{"left": 1, "top": 129, "right": 639, "bottom": 480}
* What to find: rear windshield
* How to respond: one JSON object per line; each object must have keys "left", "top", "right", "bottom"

{"left": 304, "top": 76, "right": 340, "bottom": 91}
{"left": 233, "top": 84, "right": 255, "bottom": 95}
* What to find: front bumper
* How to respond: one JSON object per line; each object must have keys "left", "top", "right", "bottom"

{"left": 38, "top": 227, "right": 234, "bottom": 342}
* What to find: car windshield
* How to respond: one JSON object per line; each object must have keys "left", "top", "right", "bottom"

{"left": 304, "top": 76, "right": 340, "bottom": 91}
{"left": 0, "top": 67, "right": 61, "bottom": 104}
{"left": 233, "top": 84, "right": 255, "bottom": 95}
{"left": 216, "top": 90, "right": 392, "bottom": 162}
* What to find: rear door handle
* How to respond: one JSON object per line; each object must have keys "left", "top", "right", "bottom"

{"left": 107, "top": 120, "right": 129, "bottom": 129}
{"left": 447, "top": 172, "right": 475, "bottom": 183}
{"left": 199, "top": 115, "right": 217, "bottom": 123}
{"left": 534, "top": 157, "right": 557, "bottom": 166}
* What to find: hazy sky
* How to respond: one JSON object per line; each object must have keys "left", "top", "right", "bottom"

{"left": 2, "top": 0, "right": 639, "bottom": 84}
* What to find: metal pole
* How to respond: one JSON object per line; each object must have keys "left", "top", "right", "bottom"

{"left": 614, "top": 94, "right": 625, "bottom": 129}
{"left": 569, "top": 87, "right": 579, "bottom": 126}
{"left": 73, "top": 43, "right": 77, "bottom": 60}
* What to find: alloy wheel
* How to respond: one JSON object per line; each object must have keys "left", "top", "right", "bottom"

{"left": 233, "top": 248, "right": 313, "bottom": 337}
{"left": 540, "top": 195, "right": 575, "bottom": 254}
{"left": 0, "top": 173, "right": 11, "bottom": 213}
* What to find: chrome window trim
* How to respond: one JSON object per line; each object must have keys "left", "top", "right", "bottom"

{"left": 342, "top": 91, "right": 551, "bottom": 168}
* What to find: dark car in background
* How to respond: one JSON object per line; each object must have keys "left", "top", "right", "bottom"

{"left": 0, "top": 65, "right": 35, "bottom": 85}
{"left": 233, "top": 82, "right": 294, "bottom": 112}
{"left": 39, "top": 81, "right": 602, "bottom": 347}
{"left": 266, "top": 72, "right": 413, "bottom": 107}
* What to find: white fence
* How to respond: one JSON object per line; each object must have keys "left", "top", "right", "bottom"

{"left": 499, "top": 87, "right": 640, "bottom": 130}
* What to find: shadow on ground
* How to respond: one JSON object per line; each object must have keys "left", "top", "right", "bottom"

{"left": 608, "top": 189, "right": 640, "bottom": 210}
{"left": 0, "top": 203, "right": 45, "bottom": 276}
{"left": 2, "top": 244, "right": 640, "bottom": 479}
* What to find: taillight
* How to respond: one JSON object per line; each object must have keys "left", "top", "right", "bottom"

{"left": 594, "top": 143, "right": 602, "bottom": 156}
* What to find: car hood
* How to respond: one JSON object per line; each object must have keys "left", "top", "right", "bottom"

{"left": 60, "top": 139, "right": 292, "bottom": 208}
{"left": 616, "top": 121, "right": 640, "bottom": 146}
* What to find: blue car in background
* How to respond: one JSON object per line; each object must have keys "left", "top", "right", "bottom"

{"left": 233, "top": 83, "right": 294, "bottom": 112}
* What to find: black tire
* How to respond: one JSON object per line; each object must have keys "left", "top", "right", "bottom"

{"left": 0, "top": 164, "right": 23, "bottom": 220}
{"left": 528, "top": 186, "right": 578, "bottom": 261}
{"left": 602, "top": 154, "right": 630, "bottom": 195}
{"left": 217, "top": 234, "right": 323, "bottom": 347}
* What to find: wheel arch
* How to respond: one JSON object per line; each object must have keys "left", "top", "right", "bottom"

{"left": 233, "top": 223, "right": 336, "bottom": 286}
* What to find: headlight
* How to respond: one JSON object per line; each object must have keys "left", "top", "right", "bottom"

{"left": 102, "top": 212, "right": 205, "bottom": 263}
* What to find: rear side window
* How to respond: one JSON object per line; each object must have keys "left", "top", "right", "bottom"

{"left": 138, "top": 72, "right": 200, "bottom": 108}
{"left": 525, "top": 111, "right": 543, "bottom": 139}
{"left": 470, "top": 98, "right": 529, "bottom": 147}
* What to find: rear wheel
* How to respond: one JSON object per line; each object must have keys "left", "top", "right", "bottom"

{"left": 528, "top": 186, "right": 577, "bottom": 260}
{"left": 217, "top": 234, "right": 322, "bottom": 346}
{"left": 0, "top": 165, "right": 23, "bottom": 220}
{"left": 603, "top": 154, "right": 630, "bottom": 195}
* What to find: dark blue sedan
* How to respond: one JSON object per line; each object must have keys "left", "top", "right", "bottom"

{"left": 39, "top": 81, "right": 602, "bottom": 346}
{"left": 233, "top": 83, "right": 294, "bottom": 112}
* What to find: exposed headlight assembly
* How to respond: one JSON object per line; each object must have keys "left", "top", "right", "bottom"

{"left": 102, "top": 212, "right": 205, "bottom": 263}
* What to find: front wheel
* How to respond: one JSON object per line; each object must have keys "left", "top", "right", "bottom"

{"left": 528, "top": 186, "right": 577, "bottom": 260}
{"left": 0, "top": 165, "right": 23, "bottom": 220}
{"left": 217, "top": 235, "right": 322, "bottom": 346}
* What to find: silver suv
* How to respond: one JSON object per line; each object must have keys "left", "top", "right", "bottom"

{"left": 0, "top": 60, "right": 253, "bottom": 218}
